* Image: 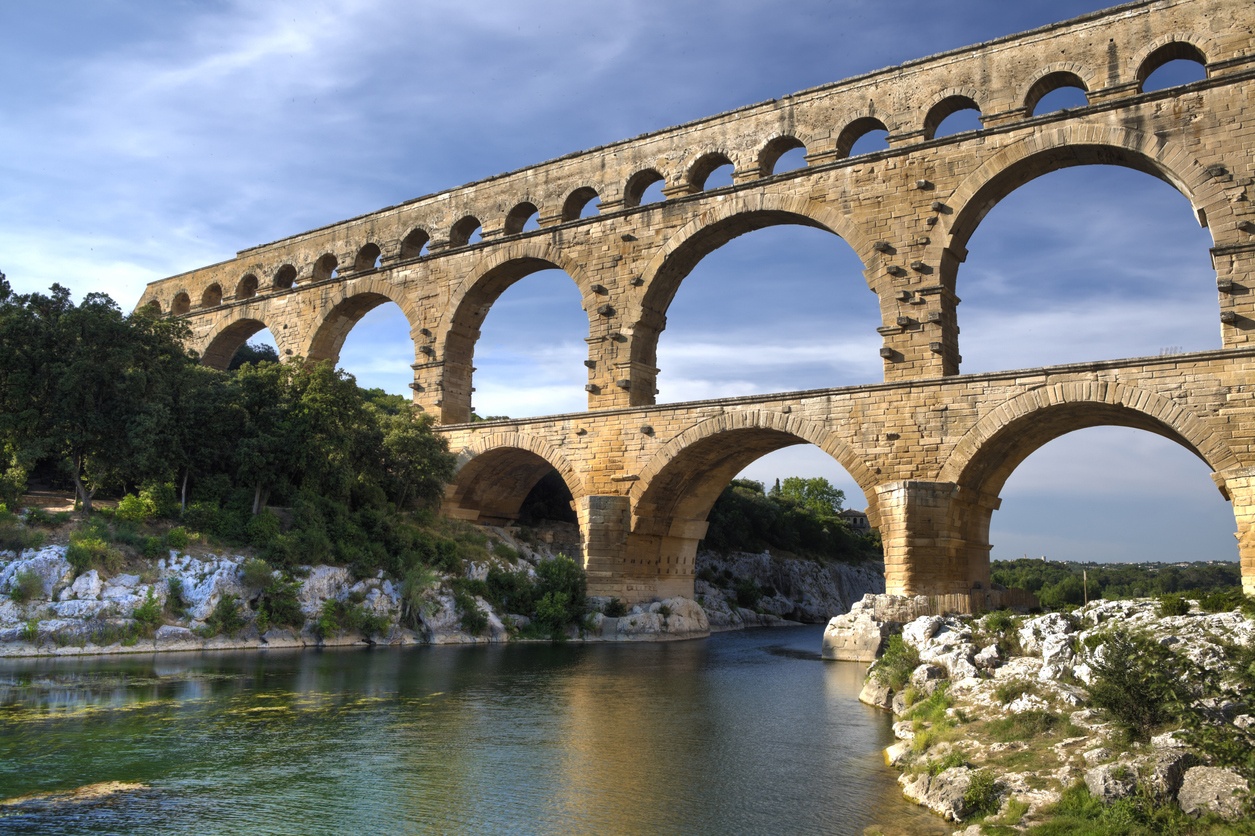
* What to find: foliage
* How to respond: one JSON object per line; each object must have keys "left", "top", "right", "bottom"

{"left": 533, "top": 554, "right": 586, "bottom": 638}
{"left": 132, "top": 588, "right": 163, "bottom": 634}
{"left": 983, "top": 710, "right": 1072, "bottom": 743}
{"left": 452, "top": 590, "right": 488, "bottom": 636}
{"left": 963, "top": 769, "right": 1001, "bottom": 819}
{"left": 992, "top": 558, "right": 1242, "bottom": 610}
{"left": 65, "top": 533, "right": 124, "bottom": 575}
{"left": 992, "top": 679, "right": 1037, "bottom": 705}
{"left": 399, "top": 566, "right": 439, "bottom": 629}
{"left": 904, "top": 683, "right": 953, "bottom": 724}
{"left": 871, "top": 634, "right": 920, "bottom": 691}
{"left": 165, "top": 577, "right": 186, "bottom": 618}
{"left": 8, "top": 568, "right": 43, "bottom": 603}
{"left": 165, "top": 526, "right": 190, "bottom": 551}
{"left": 255, "top": 574, "right": 304, "bottom": 630}
{"left": 1085, "top": 628, "right": 1195, "bottom": 743}
{"left": 1157, "top": 593, "right": 1191, "bottom": 616}
{"left": 205, "top": 593, "right": 244, "bottom": 637}
{"left": 314, "top": 598, "right": 389, "bottom": 639}
{"left": 701, "top": 478, "right": 879, "bottom": 562}
{"left": 603, "top": 598, "right": 628, "bottom": 618}
{"left": 239, "top": 558, "right": 274, "bottom": 590}
{"left": 1027, "top": 782, "right": 1235, "bottom": 836}
{"left": 115, "top": 492, "right": 157, "bottom": 523}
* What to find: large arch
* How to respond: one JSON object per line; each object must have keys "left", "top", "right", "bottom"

{"left": 625, "top": 410, "right": 879, "bottom": 587}
{"left": 200, "top": 316, "right": 275, "bottom": 370}
{"left": 439, "top": 243, "right": 592, "bottom": 424}
{"left": 443, "top": 434, "right": 585, "bottom": 526}
{"left": 929, "top": 382, "right": 1240, "bottom": 594}
{"left": 302, "top": 278, "right": 424, "bottom": 366}
{"left": 629, "top": 193, "right": 877, "bottom": 406}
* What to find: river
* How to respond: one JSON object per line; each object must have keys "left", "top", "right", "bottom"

{"left": 0, "top": 626, "right": 945, "bottom": 835}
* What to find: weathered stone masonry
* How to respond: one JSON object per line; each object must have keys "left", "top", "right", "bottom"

{"left": 140, "top": 0, "right": 1255, "bottom": 602}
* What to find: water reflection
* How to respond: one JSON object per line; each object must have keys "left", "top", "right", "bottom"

{"left": 0, "top": 628, "right": 946, "bottom": 835}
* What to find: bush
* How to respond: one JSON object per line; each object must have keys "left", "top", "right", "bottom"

{"left": 206, "top": 593, "right": 244, "bottom": 636}
{"left": 164, "top": 526, "right": 190, "bottom": 551}
{"left": 400, "top": 566, "right": 438, "bottom": 629}
{"left": 984, "top": 710, "right": 1066, "bottom": 743}
{"left": 993, "top": 679, "right": 1037, "bottom": 705}
{"left": 871, "top": 634, "right": 920, "bottom": 691}
{"left": 115, "top": 493, "right": 157, "bottom": 523}
{"left": 1157, "top": 593, "right": 1191, "bottom": 617}
{"left": 962, "top": 770, "right": 1000, "bottom": 819}
{"left": 315, "top": 598, "right": 389, "bottom": 638}
{"left": 246, "top": 509, "right": 281, "bottom": 548}
{"left": 734, "top": 578, "right": 763, "bottom": 609}
{"left": 132, "top": 589, "right": 163, "bottom": 634}
{"left": 65, "top": 535, "right": 124, "bottom": 575}
{"left": 165, "top": 577, "right": 186, "bottom": 618}
{"left": 139, "top": 482, "right": 179, "bottom": 519}
{"left": 239, "top": 558, "right": 273, "bottom": 590}
{"left": 256, "top": 575, "right": 304, "bottom": 630}
{"left": 1086, "top": 628, "right": 1192, "bottom": 743}
{"left": 8, "top": 568, "right": 44, "bottom": 603}
{"left": 453, "top": 590, "right": 488, "bottom": 636}
{"left": 603, "top": 598, "right": 628, "bottom": 618}
{"left": 0, "top": 522, "right": 43, "bottom": 554}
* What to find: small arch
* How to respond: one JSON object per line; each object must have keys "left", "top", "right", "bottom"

{"left": 354, "top": 243, "right": 382, "bottom": 272}
{"left": 313, "top": 253, "right": 338, "bottom": 282}
{"left": 171, "top": 292, "right": 191, "bottom": 316}
{"left": 503, "top": 201, "right": 541, "bottom": 235}
{"left": 561, "top": 187, "right": 600, "bottom": 221}
{"left": 758, "top": 135, "right": 807, "bottom": 176}
{"left": 450, "top": 216, "right": 483, "bottom": 247}
{"left": 687, "top": 151, "right": 735, "bottom": 191}
{"left": 444, "top": 438, "right": 584, "bottom": 525}
{"left": 236, "top": 274, "right": 259, "bottom": 300}
{"left": 624, "top": 169, "right": 665, "bottom": 208}
{"left": 274, "top": 264, "right": 297, "bottom": 290}
{"left": 144, "top": 299, "right": 162, "bottom": 315}
{"left": 400, "top": 228, "right": 430, "bottom": 259}
{"left": 834, "top": 117, "right": 890, "bottom": 158}
{"left": 924, "top": 95, "right": 982, "bottom": 140}
{"left": 1025, "top": 71, "right": 1089, "bottom": 116}
{"left": 1138, "top": 41, "right": 1208, "bottom": 92}
{"left": 201, "top": 318, "right": 272, "bottom": 370}
{"left": 200, "top": 284, "right": 223, "bottom": 308}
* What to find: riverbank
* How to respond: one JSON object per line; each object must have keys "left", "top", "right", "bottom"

{"left": 834, "top": 594, "right": 1255, "bottom": 832}
{"left": 0, "top": 526, "right": 882, "bottom": 657}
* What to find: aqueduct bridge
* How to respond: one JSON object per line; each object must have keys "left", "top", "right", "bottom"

{"left": 140, "top": 0, "right": 1255, "bottom": 602}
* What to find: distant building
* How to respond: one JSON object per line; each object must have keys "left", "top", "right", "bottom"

{"left": 839, "top": 508, "right": 871, "bottom": 533}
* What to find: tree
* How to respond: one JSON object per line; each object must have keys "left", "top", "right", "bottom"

{"left": 769, "top": 476, "right": 845, "bottom": 518}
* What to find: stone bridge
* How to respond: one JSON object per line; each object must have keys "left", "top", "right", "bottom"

{"left": 138, "top": 0, "right": 1255, "bottom": 601}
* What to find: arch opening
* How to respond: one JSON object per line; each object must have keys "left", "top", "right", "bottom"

{"left": 640, "top": 213, "right": 879, "bottom": 404}
{"left": 759, "top": 136, "right": 806, "bottom": 176}
{"left": 236, "top": 274, "right": 259, "bottom": 300}
{"left": 1139, "top": 42, "right": 1207, "bottom": 92}
{"left": 400, "top": 228, "right": 431, "bottom": 259}
{"left": 504, "top": 202, "right": 541, "bottom": 235}
{"left": 954, "top": 162, "right": 1217, "bottom": 373}
{"left": 835, "top": 117, "right": 890, "bottom": 158}
{"left": 624, "top": 169, "right": 665, "bottom": 207}
{"left": 171, "top": 292, "right": 191, "bottom": 317}
{"left": 445, "top": 447, "right": 580, "bottom": 528}
{"left": 1026, "top": 72, "right": 1088, "bottom": 115}
{"left": 274, "top": 264, "right": 297, "bottom": 290}
{"left": 200, "top": 284, "right": 222, "bottom": 309}
{"left": 562, "top": 187, "right": 600, "bottom": 221}
{"left": 144, "top": 299, "right": 161, "bottom": 315}
{"left": 201, "top": 319, "right": 280, "bottom": 370}
{"left": 354, "top": 243, "right": 382, "bottom": 272}
{"left": 688, "top": 152, "right": 735, "bottom": 191}
{"left": 312, "top": 294, "right": 417, "bottom": 398}
{"left": 443, "top": 259, "right": 589, "bottom": 422}
{"left": 450, "top": 216, "right": 483, "bottom": 248}
{"left": 925, "top": 96, "right": 982, "bottom": 140}
{"left": 313, "top": 254, "right": 338, "bottom": 283}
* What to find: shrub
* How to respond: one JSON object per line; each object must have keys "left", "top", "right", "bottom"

{"left": 139, "top": 482, "right": 179, "bottom": 519}
{"left": 962, "top": 770, "right": 1000, "bottom": 819}
{"left": 256, "top": 575, "right": 304, "bottom": 630}
{"left": 65, "top": 535, "right": 123, "bottom": 575}
{"left": 1086, "top": 628, "right": 1191, "bottom": 743}
{"left": 141, "top": 536, "right": 164, "bottom": 559}
{"left": 534, "top": 591, "right": 571, "bottom": 640}
{"left": 315, "top": 598, "right": 389, "bottom": 638}
{"left": 904, "top": 683, "right": 952, "bottom": 724}
{"left": 984, "top": 710, "right": 1065, "bottom": 743}
{"left": 1157, "top": 593, "right": 1191, "bottom": 617}
{"left": 8, "top": 569, "right": 44, "bottom": 603}
{"left": 240, "top": 558, "right": 273, "bottom": 590}
{"left": 164, "top": 526, "right": 190, "bottom": 552}
{"left": 453, "top": 590, "right": 488, "bottom": 636}
{"left": 604, "top": 598, "right": 628, "bottom": 618}
{"left": 871, "top": 634, "right": 920, "bottom": 691}
{"left": 24, "top": 508, "right": 69, "bottom": 528}
{"left": 535, "top": 554, "right": 586, "bottom": 626}
{"left": 490, "top": 540, "right": 519, "bottom": 561}
{"left": 993, "top": 679, "right": 1037, "bottom": 705}
{"left": 206, "top": 593, "right": 244, "bottom": 636}
{"left": 165, "top": 577, "right": 186, "bottom": 618}
{"left": 923, "top": 750, "right": 968, "bottom": 776}
{"left": 734, "top": 577, "right": 763, "bottom": 609}
{"left": 246, "top": 510, "right": 281, "bottom": 548}
{"left": 115, "top": 493, "right": 156, "bottom": 523}
{"left": 400, "top": 566, "right": 438, "bottom": 629}
{"left": 132, "top": 589, "right": 163, "bottom": 634}
{"left": 0, "top": 522, "right": 43, "bottom": 553}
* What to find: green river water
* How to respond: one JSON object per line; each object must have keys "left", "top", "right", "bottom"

{"left": 0, "top": 625, "right": 946, "bottom": 835}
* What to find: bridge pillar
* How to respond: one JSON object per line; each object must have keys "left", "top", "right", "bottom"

{"left": 874, "top": 480, "right": 991, "bottom": 596}
{"left": 1216, "top": 244, "right": 1255, "bottom": 348}
{"left": 1214, "top": 467, "right": 1255, "bottom": 596}
{"left": 575, "top": 495, "right": 632, "bottom": 598}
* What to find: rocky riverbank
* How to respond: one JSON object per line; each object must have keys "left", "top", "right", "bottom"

{"left": 0, "top": 530, "right": 883, "bottom": 656}
{"left": 829, "top": 594, "right": 1255, "bottom": 831}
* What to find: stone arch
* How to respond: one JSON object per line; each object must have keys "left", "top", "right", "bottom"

{"left": 834, "top": 116, "right": 891, "bottom": 158}
{"left": 443, "top": 434, "right": 585, "bottom": 525}
{"left": 438, "top": 241, "right": 590, "bottom": 424}
{"left": 200, "top": 315, "right": 273, "bottom": 370}
{"left": 503, "top": 201, "right": 540, "bottom": 235}
{"left": 628, "top": 192, "right": 877, "bottom": 403}
{"left": 400, "top": 228, "right": 430, "bottom": 259}
{"left": 756, "top": 134, "right": 806, "bottom": 176}
{"left": 353, "top": 243, "right": 382, "bottom": 272}
{"left": 171, "top": 291, "right": 191, "bottom": 317}
{"left": 274, "top": 264, "right": 297, "bottom": 290}
{"left": 923, "top": 91, "right": 982, "bottom": 140}
{"left": 200, "top": 284, "right": 223, "bottom": 309}
{"left": 303, "top": 277, "right": 423, "bottom": 366}
{"left": 561, "top": 186, "right": 599, "bottom": 221}
{"left": 312, "top": 253, "right": 338, "bottom": 282}
{"left": 236, "top": 273, "right": 259, "bottom": 300}
{"left": 1023, "top": 67, "right": 1090, "bottom": 115}
{"left": 624, "top": 168, "right": 665, "bottom": 208}
{"left": 939, "top": 381, "right": 1239, "bottom": 496}
{"left": 941, "top": 126, "right": 1230, "bottom": 275}
{"left": 625, "top": 409, "right": 879, "bottom": 587}
{"left": 1135, "top": 38, "right": 1209, "bottom": 91}
{"left": 143, "top": 299, "right": 161, "bottom": 315}
{"left": 686, "top": 151, "right": 735, "bottom": 191}
{"left": 450, "top": 215, "right": 482, "bottom": 248}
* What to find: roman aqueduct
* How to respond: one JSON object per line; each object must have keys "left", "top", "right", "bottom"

{"left": 138, "top": 0, "right": 1255, "bottom": 602}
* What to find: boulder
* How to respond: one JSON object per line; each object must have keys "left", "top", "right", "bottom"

{"left": 1143, "top": 749, "right": 1199, "bottom": 803}
{"left": 858, "top": 678, "right": 894, "bottom": 710}
{"left": 899, "top": 766, "right": 979, "bottom": 821}
{"left": 909, "top": 663, "right": 947, "bottom": 695}
{"left": 973, "top": 643, "right": 1000, "bottom": 670}
{"left": 59, "top": 569, "right": 103, "bottom": 602}
{"left": 821, "top": 607, "right": 888, "bottom": 662}
{"left": 902, "top": 615, "right": 944, "bottom": 648}
{"left": 0, "top": 547, "right": 73, "bottom": 599}
{"left": 1084, "top": 763, "right": 1137, "bottom": 802}
{"left": 1177, "top": 766, "right": 1249, "bottom": 820}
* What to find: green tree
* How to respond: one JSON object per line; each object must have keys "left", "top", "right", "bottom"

{"left": 769, "top": 476, "right": 845, "bottom": 518}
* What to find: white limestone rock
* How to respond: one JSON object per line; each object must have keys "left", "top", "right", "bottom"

{"left": 298, "top": 566, "right": 352, "bottom": 615}
{"left": 0, "top": 546, "right": 73, "bottom": 600}
{"left": 821, "top": 600, "right": 888, "bottom": 661}
{"left": 1177, "top": 766, "right": 1250, "bottom": 820}
{"left": 59, "top": 569, "right": 103, "bottom": 602}
{"left": 902, "top": 615, "right": 944, "bottom": 648}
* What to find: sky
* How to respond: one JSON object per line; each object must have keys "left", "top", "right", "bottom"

{"left": 0, "top": 0, "right": 1235, "bottom": 565}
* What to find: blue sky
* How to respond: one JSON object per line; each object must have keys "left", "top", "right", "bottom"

{"left": 0, "top": 0, "right": 1235, "bottom": 564}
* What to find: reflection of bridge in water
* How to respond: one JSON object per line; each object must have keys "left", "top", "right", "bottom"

{"left": 140, "top": 0, "right": 1255, "bottom": 602}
